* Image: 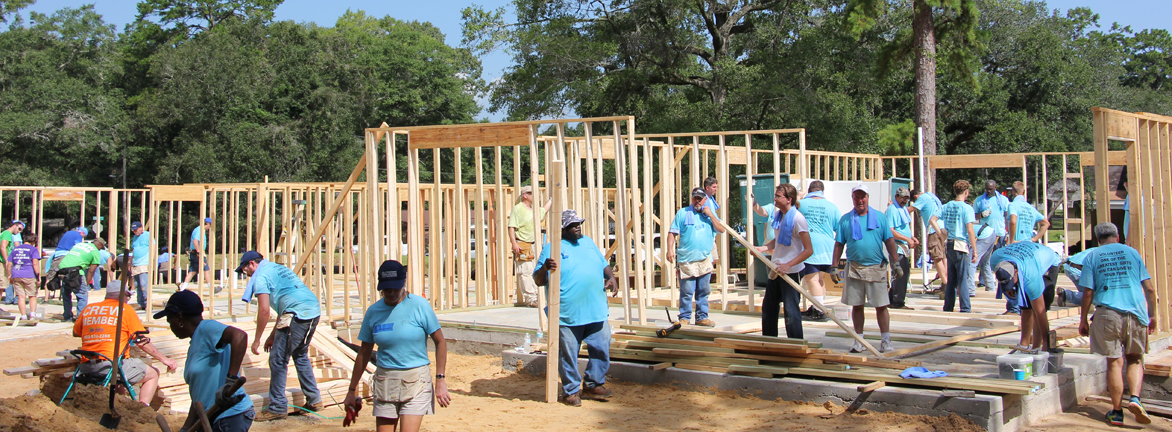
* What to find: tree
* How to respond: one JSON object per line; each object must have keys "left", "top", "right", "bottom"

{"left": 135, "top": 0, "right": 284, "bottom": 36}
{"left": 845, "top": 0, "right": 982, "bottom": 185}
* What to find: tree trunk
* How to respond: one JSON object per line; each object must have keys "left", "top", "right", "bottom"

{"left": 912, "top": 0, "right": 937, "bottom": 191}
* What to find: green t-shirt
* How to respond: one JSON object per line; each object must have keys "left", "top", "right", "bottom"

{"left": 508, "top": 203, "right": 546, "bottom": 243}
{"left": 0, "top": 230, "right": 13, "bottom": 257}
{"left": 59, "top": 242, "right": 101, "bottom": 269}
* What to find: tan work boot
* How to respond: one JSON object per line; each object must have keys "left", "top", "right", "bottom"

{"left": 581, "top": 385, "right": 612, "bottom": 400}
{"left": 291, "top": 401, "right": 324, "bottom": 415}
{"left": 254, "top": 409, "right": 288, "bottom": 422}
{"left": 695, "top": 319, "right": 716, "bottom": 327}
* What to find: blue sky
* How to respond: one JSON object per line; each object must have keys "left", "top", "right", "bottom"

{"left": 15, "top": 0, "right": 1172, "bottom": 121}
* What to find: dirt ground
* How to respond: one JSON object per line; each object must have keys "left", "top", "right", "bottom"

{"left": 0, "top": 332, "right": 1156, "bottom": 431}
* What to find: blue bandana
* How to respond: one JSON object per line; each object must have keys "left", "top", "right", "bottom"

{"left": 849, "top": 207, "right": 882, "bottom": 240}
{"left": 891, "top": 201, "right": 910, "bottom": 226}
{"left": 771, "top": 206, "right": 798, "bottom": 246}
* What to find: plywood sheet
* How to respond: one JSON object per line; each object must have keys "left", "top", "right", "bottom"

{"left": 150, "top": 185, "right": 205, "bottom": 202}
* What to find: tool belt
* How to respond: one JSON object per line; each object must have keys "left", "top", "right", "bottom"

{"left": 516, "top": 241, "right": 535, "bottom": 262}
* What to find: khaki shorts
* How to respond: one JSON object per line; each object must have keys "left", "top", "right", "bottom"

{"left": 79, "top": 357, "right": 150, "bottom": 385}
{"left": 0, "top": 270, "right": 8, "bottom": 289}
{"left": 372, "top": 365, "right": 434, "bottom": 419}
{"left": 841, "top": 276, "right": 890, "bottom": 308}
{"left": 1090, "top": 307, "right": 1148, "bottom": 358}
{"left": 12, "top": 278, "right": 37, "bottom": 298}
{"left": 926, "top": 231, "right": 946, "bottom": 262}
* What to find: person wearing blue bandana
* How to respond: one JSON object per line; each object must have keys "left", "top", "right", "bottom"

{"left": 991, "top": 241, "right": 1060, "bottom": 352}
{"left": 832, "top": 184, "right": 900, "bottom": 353}
{"left": 796, "top": 181, "right": 838, "bottom": 322}
{"left": 1006, "top": 181, "right": 1050, "bottom": 244}
{"left": 972, "top": 180, "right": 1010, "bottom": 293}
{"left": 885, "top": 187, "right": 919, "bottom": 309}
{"left": 345, "top": 260, "right": 450, "bottom": 431}
{"left": 1078, "top": 223, "right": 1156, "bottom": 427}
{"left": 534, "top": 209, "right": 619, "bottom": 407}
{"left": 754, "top": 184, "right": 812, "bottom": 339}
{"left": 667, "top": 187, "right": 726, "bottom": 326}
{"left": 939, "top": 180, "right": 978, "bottom": 313}
{"left": 909, "top": 189, "right": 949, "bottom": 291}
{"left": 238, "top": 251, "right": 322, "bottom": 421}
{"left": 155, "top": 290, "right": 254, "bottom": 432}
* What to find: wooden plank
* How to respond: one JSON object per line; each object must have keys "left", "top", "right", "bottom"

{"left": 41, "top": 188, "right": 88, "bottom": 201}
{"left": 858, "top": 381, "right": 886, "bottom": 392}
{"left": 409, "top": 124, "right": 529, "bottom": 149}
{"left": 650, "top": 362, "right": 672, "bottom": 371}
{"left": 882, "top": 326, "right": 1021, "bottom": 358}
{"left": 928, "top": 154, "right": 1024, "bottom": 169}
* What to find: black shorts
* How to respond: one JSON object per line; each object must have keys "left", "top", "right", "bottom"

{"left": 187, "top": 250, "right": 209, "bottom": 272}
{"left": 800, "top": 264, "right": 832, "bottom": 277}
{"left": 1021, "top": 266, "right": 1060, "bottom": 311}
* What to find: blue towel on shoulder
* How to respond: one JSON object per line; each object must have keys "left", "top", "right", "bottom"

{"left": 848, "top": 207, "right": 882, "bottom": 240}
{"left": 771, "top": 207, "right": 798, "bottom": 246}
{"left": 900, "top": 367, "right": 949, "bottom": 379}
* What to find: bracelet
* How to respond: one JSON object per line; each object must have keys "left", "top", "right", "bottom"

{"left": 435, "top": 374, "right": 445, "bottom": 379}
{"left": 348, "top": 387, "right": 357, "bottom": 392}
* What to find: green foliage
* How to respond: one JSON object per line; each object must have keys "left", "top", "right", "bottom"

{"left": 135, "top": 0, "right": 284, "bottom": 35}
{"left": 877, "top": 120, "right": 917, "bottom": 156}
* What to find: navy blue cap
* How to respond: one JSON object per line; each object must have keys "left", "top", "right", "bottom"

{"left": 995, "top": 263, "right": 1016, "bottom": 297}
{"left": 377, "top": 260, "right": 407, "bottom": 290}
{"left": 236, "top": 251, "right": 263, "bottom": 273}
{"left": 130, "top": 221, "right": 143, "bottom": 231}
{"left": 153, "top": 290, "right": 203, "bottom": 319}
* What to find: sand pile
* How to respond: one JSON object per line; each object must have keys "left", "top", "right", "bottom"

{"left": 0, "top": 384, "right": 173, "bottom": 432}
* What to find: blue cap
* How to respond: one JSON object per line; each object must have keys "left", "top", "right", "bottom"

{"left": 377, "top": 260, "right": 407, "bottom": 290}
{"left": 130, "top": 221, "right": 143, "bottom": 231}
{"left": 236, "top": 251, "right": 263, "bottom": 273}
{"left": 204, "top": 217, "right": 213, "bottom": 224}
{"left": 78, "top": 227, "right": 89, "bottom": 236}
{"left": 153, "top": 290, "right": 203, "bottom": 319}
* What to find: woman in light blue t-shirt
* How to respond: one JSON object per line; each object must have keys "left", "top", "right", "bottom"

{"left": 344, "top": 260, "right": 451, "bottom": 432}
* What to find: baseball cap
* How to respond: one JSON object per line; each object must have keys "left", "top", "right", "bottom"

{"left": 130, "top": 221, "right": 143, "bottom": 231}
{"left": 10, "top": 220, "right": 24, "bottom": 228}
{"left": 519, "top": 185, "right": 533, "bottom": 195}
{"left": 153, "top": 290, "right": 204, "bottom": 319}
{"left": 851, "top": 184, "right": 870, "bottom": 195}
{"left": 106, "top": 280, "right": 130, "bottom": 295}
{"left": 995, "top": 262, "right": 1016, "bottom": 297}
{"left": 691, "top": 187, "right": 707, "bottom": 198}
{"left": 561, "top": 209, "right": 585, "bottom": 229}
{"left": 235, "top": 251, "right": 263, "bottom": 273}
{"left": 377, "top": 260, "right": 407, "bottom": 290}
{"left": 78, "top": 227, "right": 89, "bottom": 236}
{"left": 895, "top": 187, "right": 910, "bottom": 197}
{"left": 204, "top": 217, "right": 213, "bottom": 224}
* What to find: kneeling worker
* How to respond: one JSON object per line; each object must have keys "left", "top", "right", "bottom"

{"left": 991, "top": 241, "right": 1061, "bottom": 352}
{"left": 74, "top": 282, "right": 177, "bottom": 407}
{"left": 155, "top": 290, "right": 254, "bottom": 431}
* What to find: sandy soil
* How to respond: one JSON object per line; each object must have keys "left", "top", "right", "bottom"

{"left": 1024, "top": 398, "right": 1172, "bottom": 431}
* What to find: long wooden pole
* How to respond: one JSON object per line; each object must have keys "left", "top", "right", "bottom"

{"left": 544, "top": 125, "right": 566, "bottom": 404}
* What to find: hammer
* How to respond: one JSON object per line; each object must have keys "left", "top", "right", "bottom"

{"left": 655, "top": 307, "right": 682, "bottom": 338}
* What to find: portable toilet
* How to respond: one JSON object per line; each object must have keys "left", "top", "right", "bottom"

{"left": 737, "top": 173, "right": 790, "bottom": 287}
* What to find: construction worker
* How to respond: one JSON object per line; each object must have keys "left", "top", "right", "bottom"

{"left": 57, "top": 238, "right": 106, "bottom": 321}
{"left": 239, "top": 251, "right": 322, "bottom": 421}
{"left": 832, "top": 184, "right": 901, "bottom": 353}
{"left": 181, "top": 218, "right": 213, "bottom": 292}
{"left": 508, "top": 185, "right": 551, "bottom": 307}
{"left": 796, "top": 181, "right": 839, "bottom": 321}
{"left": 991, "top": 241, "right": 1060, "bottom": 352}
{"left": 755, "top": 184, "right": 812, "bottom": 339}
{"left": 972, "top": 180, "right": 1010, "bottom": 293}
{"left": 130, "top": 221, "right": 154, "bottom": 310}
{"left": 909, "top": 189, "right": 947, "bottom": 292}
{"left": 666, "top": 187, "right": 725, "bottom": 327}
{"left": 885, "top": 188, "right": 918, "bottom": 309}
{"left": 939, "top": 181, "right": 978, "bottom": 313}
{"left": 534, "top": 209, "right": 618, "bottom": 406}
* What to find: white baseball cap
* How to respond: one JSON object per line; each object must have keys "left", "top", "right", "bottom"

{"left": 851, "top": 183, "right": 870, "bottom": 195}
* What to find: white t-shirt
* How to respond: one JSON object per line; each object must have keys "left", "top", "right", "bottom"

{"left": 770, "top": 211, "right": 810, "bottom": 275}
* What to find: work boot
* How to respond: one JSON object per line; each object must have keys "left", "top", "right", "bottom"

{"left": 695, "top": 319, "right": 715, "bottom": 327}
{"left": 561, "top": 392, "right": 581, "bottom": 407}
{"left": 291, "top": 401, "right": 324, "bottom": 415}
{"left": 581, "top": 385, "right": 612, "bottom": 400}
{"left": 1057, "top": 289, "right": 1067, "bottom": 307}
{"left": 254, "top": 409, "right": 287, "bottom": 422}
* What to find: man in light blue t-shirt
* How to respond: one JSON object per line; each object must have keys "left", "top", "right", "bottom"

{"left": 667, "top": 187, "right": 725, "bottom": 326}
{"left": 180, "top": 218, "right": 213, "bottom": 291}
{"left": 239, "top": 251, "right": 322, "bottom": 421}
{"left": 1078, "top": 223, "right": 1155, "bottom": 426}
{"left": 938, "top": 180, "right": 978, "bottom": 313}
{"left": 992, "top": 241, "right": 1060, "bottom": 351}
{"left": 1057, "top": 247, "right": 1096, "bottom": 307}
{"left": 796, "top": 181, "right": 839, "bottom": 321}
{"left": 885, "top": 188, "right": 918, "bottom": 310}
{"left": 534, "top": 209, "right": 618, "bottom": 406}
{"left": 831, "top": 184, "right": 900, "bottom": 353}
{"left": 1007, "top": 181, "right": 1049, "bottom": 243}
{"left": 129, "top": 221, "right": 154, "bottom": 309}
{"left": 972, "top": 180, "right": 1010, "bottom": 292}
{"left": 909, "top": 189, "right": 948, "bottom": 291}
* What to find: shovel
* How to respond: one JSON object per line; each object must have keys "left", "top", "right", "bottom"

{"left": 99, "top": 251, "right": 134, "bottom": 429}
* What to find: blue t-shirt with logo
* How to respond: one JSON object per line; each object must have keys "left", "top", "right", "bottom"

{"left": 911, "top": 192, "right": 943, "bottom": 234}
{"left": 535, "top": 236, "right": 610, "bottom": 326}
{"left": 940, "top": 201, "right": 976, "bottom": 244}
{"left": 973, "top": 193, "right": 1010, "bottom": 238}
{"left": 669, "top": 207, "right": 717, "bottom": 263}
{"left": 185, "top": 320, "right": 251, "bottom": 420}
{"left": 990, "top": 242, "right": 1061, "bottom": 303}
{"left": 1079, "top": 243, "right": 1152, "bottom": 325}
{"left": 131, "top": 231, "right": 151, "bottom": 267}
{"left": 247, "top": 260, "right": 321, "bottom": 319}
{"left": 357, "top": 294, "right": 441, "bottom": 370}
{"left": 798, "top": 198, "right": 840, "bottom": 265}
{"left": 1009, "top": 200, "right": 1045, "bottom": 242}
{"left": 834, "top": 210, "right": 892, "bottom": 266}
{"left": 885, "top": 203, "right": 912, "bottom": 248}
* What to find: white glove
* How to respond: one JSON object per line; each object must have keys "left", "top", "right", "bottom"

{"left": 981, "top": 209, "right": 992, "bottom": 218}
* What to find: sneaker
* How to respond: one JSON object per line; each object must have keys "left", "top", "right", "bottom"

{"left": 561, "top": 392, "right": 581, "bottom": 407}
{"left": 178, "top": 283, "right": 187, "bottom": 291}
{"left": 582, "top": 385, "right": 612, "bottom": 400}
{"left": 850, "top": 340, "right": 866, "bottom": 354}
{"left": 1057, "top": 289, "right": 1067, "bottom": 307}
{"left": 1106, "top": 409, "right": 1124, "bottom": 426}
{"left": 695, "top": 319, "right": 716, "bottom": 327}
{"left": 255, "top": 409, "right": 287, "bottom": 422}
{"left": 803, "top": 307, "right": 829, "bottom": 322}
{"left": 879, "top": 340, "right": 894, "bottom": 353}
{"left": 1128, "top": 396, "right": 1152, "bottom": 425}
{"left": 292, "top": 401, "right": 324, "bottom": 416}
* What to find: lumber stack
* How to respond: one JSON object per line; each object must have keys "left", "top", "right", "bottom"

{"left": 7, "top": 321, "right": 371, "bottom": 415}
{"left": 588, "top": 325, "right": 1042, "bottom": 396}
{"left": 1145, "top": 354, "right": 1172, "bottom": 377}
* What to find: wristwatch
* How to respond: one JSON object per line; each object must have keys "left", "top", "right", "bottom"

{"left": 435, "top": 374, "right": 446, "bottom": 379}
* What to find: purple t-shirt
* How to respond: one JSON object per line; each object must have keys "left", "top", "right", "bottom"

{"left": 8, "top": 244, "right": 40, "bottom": 279}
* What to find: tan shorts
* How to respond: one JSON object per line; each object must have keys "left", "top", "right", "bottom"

{"left": 372, "top": 365, "right": 434, "bottom": 419}
{"left": 79, "top": 357, "right": 150, "bottom": 385}
{"left": 926, "top": 231, "right": 946, "bottom": 262}
{"left": 12, "top": 278, "right": 37, "bottom": 298}
{"left": 0, "top": 270, "right": 8, "bottom": 289}
{"left": 1090, "top": 307, "right": 1148, "bottom": 358}
{"left": 841, "top": 276, "right": 890, "bottom": 308}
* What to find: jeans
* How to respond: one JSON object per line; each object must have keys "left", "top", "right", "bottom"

{"left": 266, "top": 316, "right": 321, "bottom": 413}
{"left": 212, "top": 407, "right": 255, "bottom": 432}
{"left": 889, "top": 254, "right": 911, "bottom": 309}
{"left": 1062, "top": 288, "right": 1084, "bottom": 305}
{"left": 557, "top": 320, "right": 611, "bottom": 396}
{"left": 59, "top": 268, "right": 90, "bottom": 321}
{"left": 943, "top": 241, "right": 972, "bottom": 313}
{"left": 4, "top": 284, "right": 13, "bottom": 304}
{"left": 762, "top": 273, "right": 803, "bottom": 339}
{"left": 678, "top": 273, "right": 711, "bottom": 322}
{"left": 133, "top": 272, "right": 149, "bottom": 309}
{"left": 971, "top": 235, "right": 998, "bottom": 292}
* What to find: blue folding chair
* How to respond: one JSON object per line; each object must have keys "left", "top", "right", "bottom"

{"left": 59, "top": 332, "right": 149, "bottom": 405}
